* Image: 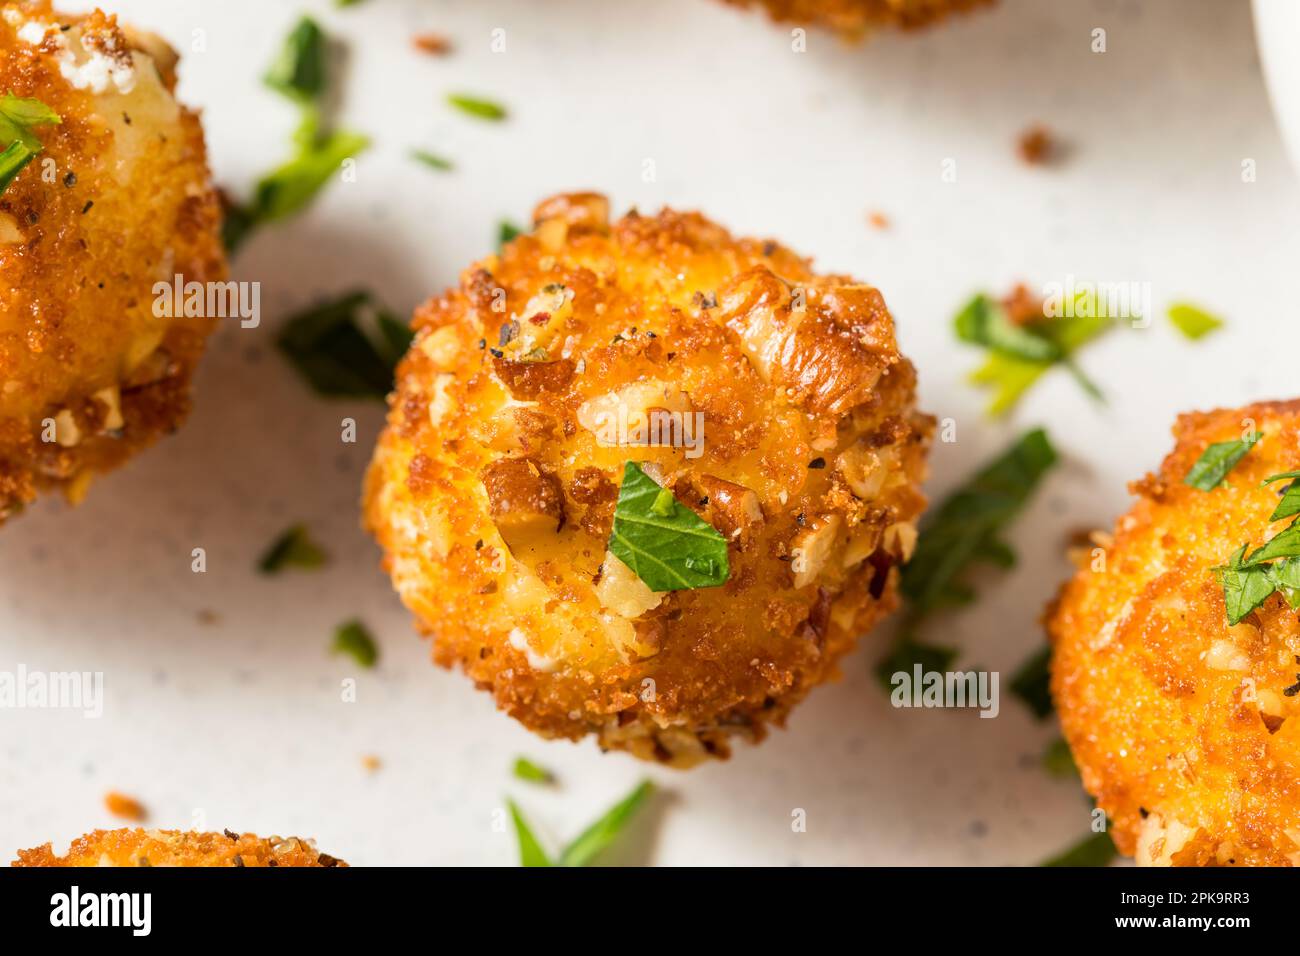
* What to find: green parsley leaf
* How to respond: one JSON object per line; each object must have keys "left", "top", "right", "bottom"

{"left": 0, "top": 140, "right": 35, "bottom": 196}
{"left": 1269, "top": 557, "right": 1300, "bottom": 609}
{"left": 1167, "top": 302, "right": 1223, "bottom": 341}
{"left": 448, "top": 93, "right": 507, "bottom": 121}
{"left": 331, "top": 619, "right": 378, "bottom": 668}
{"left": 0, "top": 93, "right": 60, "bottom": 196}
{"left": 957, "top": 291, "right": 1111, "bottom": 416}
{"left": 512, "top": 757, "right": 554, "bottom": 785}
{"left": 1214, "top": 544, "right": 1277, "bottom": 626}
{"left": 874, "top": 634, "right": 958, "bottom": 690}
{"left": 0, "top": 92, "right": 61, "bottom": 151}
{"left": 1040, "top": 829, "right": 1117, "bottom": 867}
{"left": 265, "top": 17, "right": 328, "bottom": 102}
{"left": 257, "top": 524, "right": 328, "bottom": 574}
{"left": 901, "top": 428, "right": 1058, "bottom": 616}
{"left": 558, "top": 780, "right": 654, "bottom": 867}
{"left": 1263, "top": 471, "right": 1300, "bottom": 522}
{"left": 608, "top": 462, "right": 729, "bottom": 591}
{"left": 1010, "top": 646, "right": 1053, "bottom": 720}
{"left": 507, "top": 799, "right": 552, "bottom": 867}
{"left": 1184, "top": 433, "right": 1261, "bottom": 491}
{"left": 1041, "top": 736, "right": 1078, "bottom": 778}
{"left": 1242, "top": 518, "right": 1300, "bottom": 566}
{"left": 498, "top": 220, "right": 522, "bottom": 249}
{"left": 276, "top": 291, "right": 409, "bottom": 400}
{"left": 252, "top": 128, "right": 371, "bottom": 224}
{"left": 954, "top": 294, "right": 1061, "bottom": 363}
{"left": 335, "top": 0, "right": 367, "bottom": 6}
{"left": 411, "top": 149, "right": 453, "bottom": 172}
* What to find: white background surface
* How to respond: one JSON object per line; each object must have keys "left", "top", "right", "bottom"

{"left": 1, "top": 0, "right": 1297, "bottom": 866}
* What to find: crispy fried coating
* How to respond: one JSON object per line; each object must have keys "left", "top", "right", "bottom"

{"left": 1048, "top": 401, "right": 1300, "bottom": 866}
{"left": 720, "top": 0, "right": 994, "bottom": 36}
{"left": 364, "top": 192, "right": 932, "bottom": 767}
{"left": 0, "top": 2, "right": 224, "bottom": 522}
{"left": 13, "top": 828, "right": 346, "bottom": 867}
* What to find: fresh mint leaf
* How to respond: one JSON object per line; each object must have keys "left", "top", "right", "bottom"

{"left": 608, "top": 462, "right": 729, "bottom": 591}
{"left": 901, "top": 429, "right": 1057, "bottom": 615}
{"left": 331, "top": 619, "right": 378, "bottom": 668}
{"left": 1010, "top": 646, "right": 1053, "bottom": 720}
{"left": 1040, "top": 829, "right": 1117, "bottom": 867}
{"left": 507, "top": 799, "right": 552, "bottom": 867}
{"left": 258, "top": 524, "right": 328, "bottom": 573}
{"left": 558, "top": 780, "right": 654, "bottom": 867}
{"left": 1184, "top": 433, "right": 1261, "bottom": 491}
{"left": 1167, "top": 302, "right": 1223, "bottom": 341}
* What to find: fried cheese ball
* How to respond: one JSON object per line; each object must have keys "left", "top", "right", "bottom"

{"left": 0, "top": 2, "right": 225, "bottom": 522}
{"left": 364, "top": 193, "right": 932, "bottom": 767}
{"left": 13, "top": 828, "right": 346, "bottom": 867}
{"left": 1048, "top": 401, "right": 1300, "bottom": 866}
{"left": 720, "top": 0, "right": 994, "bottom": 36}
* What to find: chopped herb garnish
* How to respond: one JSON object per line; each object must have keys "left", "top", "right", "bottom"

{"left": 498, "top": 220, "right": 522, "bottom": 249}
{"left": 1215, "top": 544, "right": 1281, "bottom": 626}
{"left": 1040, "top": 829, "right": 1117, "bottom": 867}
{"left": 264, "top": 16, "right": 327, "bottom": 102}
{"left": 1263, "top": 471, "right": 1300, "bottom": 522}
{"left": 873, "top": 633, "right": 958, "bottom": 691}
{"left": 900, "top": 429, "right": 1058, "bottom": 615}
{"left": 608, "top": 462, "right": 729, "bottom": 591}
{"left": 512, "top": 757, "right": 554, "bottom": 785}
{"left": 277, "top": 291, "right": 411, "bottom": 400}
{"left": 955, "top": 291, "right": 1111, "bottom": 416}
{"left": 507, "top": 800, "right": 552, "bottom": 867}
{"left": 1184, "top": 433, "right": 1260, "bottom": 491}
{"left": 224, "top": 21, "right": 370, "bottom": 254}
{"left": 411, "top": 149, "right": 453, "bottom": 171}
{"left": 0, "top": 93, "right": 61, "bottom": 197}
{"left": 558, "top": 780, "right": 654, "bottom": 867}
{"left": 1167, "top": 302, "right": 1223, "bottom": 341}
{"left": 258, "top": 524, "right": 328, "bottom": 574}
{"left": 448, "top": 93, "right": 507, "bottom": 121}
{"left": 1009, "top": 646, "right": 1053, "bottom": 720}
{"left": 1041, "top": 736, "right": 1078, "bottom": 778}
{"left": 331, "top": 619, "right": 378, "bottom": 668}
{"left": 251, "top": 128, "right": 371, "bottom": 225}
{"left": 508, "top": 780, "right": 654, "bottom": 867}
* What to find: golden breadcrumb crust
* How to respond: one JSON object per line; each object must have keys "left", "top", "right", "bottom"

{"left": 721, "top": 0, "right": 994, "bottom": 36}
{"left": 364, "top": 192, "right": 932, "bottom": 767}
{"left": 0, "top": 1, "right": 225, "bottom": 522}
{"left": 13, "top": 828, "right": 346, "bottom": 867}
{"left": 1048, "top": 401, "right": 1300, "bottom": 866}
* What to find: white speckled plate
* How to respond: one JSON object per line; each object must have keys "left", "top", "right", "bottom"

{"left": 2, "top": 0, "right": 1299, "bottom": 867}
